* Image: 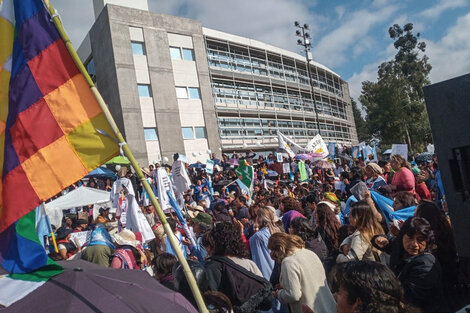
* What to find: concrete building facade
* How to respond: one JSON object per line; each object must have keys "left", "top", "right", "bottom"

{"left": 78, "top": 3, "right": 358, "bottom": 165}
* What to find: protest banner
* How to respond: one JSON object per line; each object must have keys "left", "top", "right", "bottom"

{"left": 391, "top": 144, "right": 408, "bottom": 160}
{"left": 70, "top": 231, "right": 91, "bottom": 247}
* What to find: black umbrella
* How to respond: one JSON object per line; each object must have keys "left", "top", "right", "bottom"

{"left": 415, "top": 152, "right": 433, "bottom": 163}
{"left": 3, "top": 260, "right": 198, "bottom": 313}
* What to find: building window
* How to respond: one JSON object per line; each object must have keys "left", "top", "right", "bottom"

{"left": 188, "top": 87, "right": 200, "bottom": 99}
{"left": 131, "top": 42, "right": 146, "bottom": 55}
{"left": 182, "top": 127, "right": 194, "bottom": 139}
{"left": 170, "top": 46, "right": 182, "bottom": 60}
{"left": 195, "top": 127, "right": 206, "bottom": 139}
{"left": 176, "top": 87, "right": 188, "bottom": 99}
{"left": 138, "top": 84, "right": 152, "bottom": 97}
{"left": 182, "top": 48, "right": 194, "bottom": 61}
{"left": 144, "top": 128, "right": 158, "bottom": 141}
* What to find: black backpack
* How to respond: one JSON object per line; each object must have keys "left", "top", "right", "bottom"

{"left": 209, "top": 256, "right": 273, "bottom": 313}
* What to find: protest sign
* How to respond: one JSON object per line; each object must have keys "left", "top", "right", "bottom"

{"left": 206, "top": 160, "right": 214, "bottom": 174}
{"left": 276, "top": 153, "right": 283, "bottom": 163}
{"left": 391, "top": 144, "right": 408, "bottom": 160}
{"left": 282, "top": 163, "right": 290, "bottom": 174}
{"left": 70, "top": 231, "right": 91, "bottom": 247}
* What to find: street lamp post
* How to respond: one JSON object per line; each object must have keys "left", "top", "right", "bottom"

{"left": 295, "top": 21, "right": 321, "bottom": 136}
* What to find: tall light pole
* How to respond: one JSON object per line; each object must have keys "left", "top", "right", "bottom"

{"left": 295, "top": 21, "right": 321, "bottom": 136}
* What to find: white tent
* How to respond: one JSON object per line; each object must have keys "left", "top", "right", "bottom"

{"left": 45, "top": 187, "right": 111, "bottom": 227}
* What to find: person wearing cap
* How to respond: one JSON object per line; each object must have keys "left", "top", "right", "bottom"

{"left": 98, "top": 207, "right": 111, "bottom": 222}
{"left": 191, "top": 212, "right": 213, "bottom": 260}
{"left": 110, "top": 229, "right": 140, "bottom": 269}
{"left": 56, "top": 227, "right": 80, "bottom": 260}
{"left": 365, "top": 163, "right": 387, "bottom": 191}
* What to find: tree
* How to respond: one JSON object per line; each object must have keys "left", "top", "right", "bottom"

{"left": 351, "top": 98, "right": 369, "bottom": 142}
{"left": 359, "top": 23, "right": 432, "bottom": 154}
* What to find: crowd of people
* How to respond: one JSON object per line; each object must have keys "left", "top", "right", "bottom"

{"left": 47, "top": 150, "right": 469, "bottom": 313}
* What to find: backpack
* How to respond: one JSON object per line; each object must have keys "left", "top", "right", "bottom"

{"left": 210, "top": 256, "right": 273, "bottom": 313}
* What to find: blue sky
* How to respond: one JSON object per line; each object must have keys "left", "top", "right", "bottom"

{"left": 55, "top": 0, "right": 470, "bottom": 103}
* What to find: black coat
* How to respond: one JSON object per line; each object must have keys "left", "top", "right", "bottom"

{"left": 395, "top": 253, "right": 447, "bottom": 312}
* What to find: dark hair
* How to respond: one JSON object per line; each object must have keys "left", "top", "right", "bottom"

{"left": 152, "top": 253, "right": 177, "bottom": 276}
{"left": 349, "top": 167, "right": 364, "bottom": 181}
{"left": 333, "top": 261, "right": 408, "bottom": 313}
{"left": 340, "top": 171, "right": 350, "bottom": 180}
{"left": 378, "top": 160, "right": 389, "bottom": 168}
{"left": 207, "top": 222, "right": 248, "bottom": 258}
{"left": 173, "top": 260, "right": 206, "bottom": 308}
{"left": 394, "top": 217, "right": 434, "bottom": 267}
{"left": 237, "top": 196, "right": 247, "bottom": 205}
{"left": 394, "top": 192, "right": 417, "bottom": 209}
{"left": 315, "top": 203, "right": 341, "bottom": 251}
{"left": 203, "top": 291, "right": 233, "bottom": 313}
{"left": 281, "top": 196, "right": 304, "bottom": 215}
{"left": 167, "top": 218, "right": 177, "bottom": 232}
{"left": 213, "top": 201, "right": 227, "bottom": 213}
{"left": 304, "top": 192, "right": 321, "bottom": 204}
{"left": 289, "top": 217, "right": 315, "bottom": 242}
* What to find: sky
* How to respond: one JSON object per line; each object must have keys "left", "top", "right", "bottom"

{"left": 52, "top": 0, "right": 470, "bottom": 106}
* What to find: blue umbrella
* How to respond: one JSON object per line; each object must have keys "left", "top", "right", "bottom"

{"left": 86, "top": 167, "right": 118, "bottom": 180}
{"left": 189, "top": 163, "right": 206, "bottom": 169}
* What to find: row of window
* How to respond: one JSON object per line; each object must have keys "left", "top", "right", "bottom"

{"left": 131, "top": 41, "right": 196, "bottom": 62}
{"left": 206, "top": 47, "right": 343, "bottom": 98}
{"left": 143, "top": 127, "right": 207, "bottom": 141}
{"left": 137, "top": 84, "right": 201, "bottom": 100}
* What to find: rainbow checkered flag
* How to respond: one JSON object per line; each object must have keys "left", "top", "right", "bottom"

{"left": 0, "top": 0, "right": 119, "bottom": 301}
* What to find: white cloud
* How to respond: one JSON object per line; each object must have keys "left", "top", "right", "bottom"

{"left": 352, "top": 36, "right": 374, "bottom": 58}
{"left": 313, "top": 5, "right": 397, "bottom": 68}
{"left": 419, "top": 0, "right": 468, "bottom": 19}
{"left": 425, "top": 11, "right": 470, "bottom": 83}
{"left": 335, "top": 6, "right": 346, "bottom": 20}
{"left": 51, "top": 0, "right": 94, "bottom": 46}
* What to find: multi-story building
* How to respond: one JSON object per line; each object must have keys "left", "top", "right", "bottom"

{"left": 78, "top": 0, "right": 358, "bottom": 165}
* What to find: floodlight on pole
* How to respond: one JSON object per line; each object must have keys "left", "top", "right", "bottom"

{"left": 293, "top": 20, "right": 321, "bottom": 136}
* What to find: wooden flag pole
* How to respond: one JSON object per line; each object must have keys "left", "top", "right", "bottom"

{"left": 43, "top": 2, "right": 208, "bottom": 312}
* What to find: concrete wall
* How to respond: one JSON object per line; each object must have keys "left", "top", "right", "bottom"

{"left": 424, "top": 73, "right": 470, "bottom": 258}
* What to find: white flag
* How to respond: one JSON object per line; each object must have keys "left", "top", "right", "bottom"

{"left": 155, "top": 168, "right": 176, "bottom": 213}
{"left": 171, "top": 160, "right": 191, "bottom": 194}
{"left": 305, "top": 134, "right": 329, "bottom": 158}
{"left": 111, "top": 178, "right": 155, "bottom": 243}
{"left": 277, "top": 131, "right": 303, "bottom": 157}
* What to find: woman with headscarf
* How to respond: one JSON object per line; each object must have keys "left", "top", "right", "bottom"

{"left": 81, "top": 226, "right": 115, "bottom": 266}
{"left": 364, "top": 163, "right": 387, "bottom": 191}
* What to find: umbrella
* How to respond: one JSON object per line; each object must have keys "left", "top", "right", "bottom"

{"left": 415, "top": 152, "right": 433, "bottom": 163}
{"left": 189, "top": 163, "right": 206, "bottom": 169}
{"left": 313, "top": 159, "right": 335, "bottom": 169}
{"left": 3, "top": 260, "right": 198, "bottom": 313}
{"left": 338, "top": 153, "right": 352, "bottom": 162}
{"left": 106, "top": 155, "right": 130, "bottom": 165}
{"left": 85, "top": 167, "right": 118, "bottom": 180}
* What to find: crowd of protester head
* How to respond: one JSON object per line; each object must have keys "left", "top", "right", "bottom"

{"left": 49, "top": 150, "right": 469, "bottom": 313}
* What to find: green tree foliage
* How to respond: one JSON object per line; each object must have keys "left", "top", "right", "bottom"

{"left": 359, "top": 23, "right": 432, "bottom": 154}
{"left": 351, "top": 98, "right": 369, "bottom": 142}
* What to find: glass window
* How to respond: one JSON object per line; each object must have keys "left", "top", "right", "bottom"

{"left": 144, "top": 128, "right": 158, "bottom": 141}
{"left": 182, "top": 48, "right": 194, "bottom": 61}
{"left": 131, "top": 42, "right": 145, "bottom": 55}
{"left": 182, "top": 127, "right": 194, "bottom": 139}
{"left": 170, "top": 47, "right": 182, "bottom": 60}
{"left": 188, "top": 87, "right": 200, "bottom": 99}
{"left": 176, "top": 87, "right": 188, "bottom": 98}
{"left": 195, "top": 127, "right": 206, "bottom": 139}
{"left": 86, "top": 58, "right": 95, "bottom": 75}
{"left": 138, "top": 84, "right": 151, "bottom": 97}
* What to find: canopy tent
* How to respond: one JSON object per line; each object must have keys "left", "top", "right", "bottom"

{"left": 45, "top": 187, "right": 111, "bottom": 227}
{"left": 106, "top": 155, "right": 130, "bottom": 165}
{"left": 85, "top": 167, "right": 117, "bottom": 180}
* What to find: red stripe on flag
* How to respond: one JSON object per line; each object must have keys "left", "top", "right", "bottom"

{"left": 27, "top": 39, "right": 79, "bottom": 96}
{"left": 1, "top": 167, "right": 41, "bottom": 231}
{"left": 10, "top": 98, "right": 65, "bottom": 162}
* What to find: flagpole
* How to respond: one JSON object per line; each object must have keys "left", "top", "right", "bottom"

{"left": 43, "top": 2, "right": 208, "bottom": 312}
